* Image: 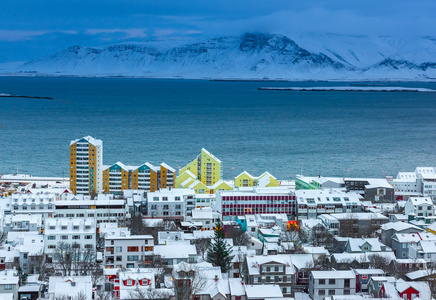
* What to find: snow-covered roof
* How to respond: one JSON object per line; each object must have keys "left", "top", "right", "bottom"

{"left": 419, "top": 240, "right": 436, "bottom": 253}
{"left": 332, "top": 252, "right": 396, "bottom": 263}
{"left": 381, "top": 222, "right": 422, "bottom": 232}
{"left": 160, "top": 162, "right": 175, "bottom": 173}
{"left": 346, "top": 238, "right": 388, "bottom": 252}
{"left": 408, "top": 197, "right": 433, "bottom": 206}
{"left": 352, "top": 269, "right": 384, "bottom": 275}
{"left": 245, "top": 284, "right": 282, "bottom": 299}
{"left": 392, "top": 233, "right": 421, "bottom": 243}
{"left": 228, "top": 278, "right": 245, "bottom": 296}
{"left": 70, "top": 136, "right": 102, "bottom": 146}
{"left": 201, "top": 148, "right": 222, "bottom": 163}
{"left": 311, "top": 270, "right": 354, "bottom": 279}
{"left": 246, "top": 255, "right": 294, "bottom": 276}
{"left": 295, "top": 190, "right": 361, "bottom": 206}
{"left": 154, "top": 243, "right": 196, "bottom": 259}
{"left": 289, "top": 254, "right": 314, "bottom": 270}
{"left": 191, "top": 208, "right": 215, "bottom": 220}
{"left": 406, "top": 269, "right": 436, "bottom": 280}
{"left": 330, "top": 212, "right": 388, "bottom": 220}
{"left": 364, "top": 179, "right": 393, "bottom": 189}
{"left": 302, "top": 246, "right": 329, "bottom": 255}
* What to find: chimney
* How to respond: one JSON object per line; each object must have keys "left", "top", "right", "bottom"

{"left": 215, "top": 275, "right": 218, "bottom": 282}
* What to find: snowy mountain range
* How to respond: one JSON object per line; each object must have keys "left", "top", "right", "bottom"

{"left": 3, "top": 33, "right": 436, "bottom": 80}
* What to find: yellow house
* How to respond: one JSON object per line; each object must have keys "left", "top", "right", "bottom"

{"left": 257, "top": 172, "right": 280, "bottom": 187}
{"left": 234, "top": 171, "right": 279, "bottom": 188}
{"left": 177, "top": 148, "right": 223, "bottom": 193}
{"left": 188, "top": 180, "right": 211, "bottom": 194}
{"left": 176, "top": 170, "right": 197, "bottom": 188}
{"left": 234, "top": 171, "right": 256, "bottom": 187}
{"left": 210, "top": 180, "right": 233, "bottom": 193}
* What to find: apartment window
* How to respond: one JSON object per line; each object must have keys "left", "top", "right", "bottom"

{"left": 85, "top": 235, "right": 92, "bottom": 239}
{"left": 319, "top": 290, "right": 325, "bottom": 296}
{"left": 4, "top": 285, "right": 12, "bottom": 290}
{"left": 151, "top": 205, "right": 157, "bottom": 210}
{"left": 73, "top": 226, "right": 79, "bottom": 230}
{"left": 85, "top": 244, "right": 93, "bottom": 249}
{"left": 162, "top": 197, "right": 168, "bottom": 201}
{"left": 116, "top": 256, "right": 122, "bottom": 261}
{"left": 116, "top": 246, "right": 122, "bottom": 252}
{"left": 153, "top": 197, "right": 159, "bottom": 201}
{"left": 127, "top": 255, "right": 139, "bottom": 261}
{"left": 48, "top": 236, "right": 56, "bottom": 240}
{"left": 344, "top": 289, "right": 351, "bottom": 295}
{"left": 319, "top": 279, "right": 325, "bottom": 285}
{"left": 62, "top": 235, "right": 68, "bottom": 240}
{"left": 328, "top": 290, "right": 335, "bottom": 296}
{"left": 329, "top": 279, "right": 335, "bottom": 285}
{"left": 48, "top": 245, "right": 56, "bottom": 249}
{"left": 127, "top": 246, "right": 139, "bottom": 252}
{"left": 61, "top": 226, "right": 67, "bottom": 230}
{"left": 344, "top": 279, "right": 350, "bottom": 288}
{"left": 163, "top": 205, "right": 169, "bottom": 210}
{"left": 175, "top": 196, "right": 181, "bottom": 201}
{"left": 73, "top": 235, "right": 80, "bottom": 240}
{"left": 144, "top": 246, "right": 153, "bottom": 251}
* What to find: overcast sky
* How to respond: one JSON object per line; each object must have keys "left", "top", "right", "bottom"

{"left": 1, "top": 0, "right": 435, "bottom": 62}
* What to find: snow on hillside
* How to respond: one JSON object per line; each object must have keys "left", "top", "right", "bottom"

{"left": 4, "top": 33, "right": 436, "bottom": 80}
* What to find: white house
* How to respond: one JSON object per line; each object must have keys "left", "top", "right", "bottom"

{"left": 48, "top": 276, "right": 92, "bottom": 300}
{"left": 44, "top": 218, "right": 96, "bottom": 256}
{"left": 405, "top": 197, "right": 434, "bottom": 218}
{"left": 309, "top": 270, "right": 356, "bottom": 300}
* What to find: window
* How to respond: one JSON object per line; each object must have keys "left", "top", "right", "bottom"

{"left": 344, "top": 289, "right": 350, "bottom": 295}
{"left": 319, "top": 279, "right": 325, "bottom": 285}
{"left": 128, "top": 246, "right": 139, "bottom": 252}
{"left": 116, "top": 256, "right": 122, "bottom": 261}
{"left": 62, "top": 235, "right": 68, "bottom": 240}
{"left": 85, "top": 235, "right": 92, "bottom": 239}
{"left": 116, "top": 246, "right": 122, "bottom": 252}
{"left": 127, "top": 255, "right": 139, "bottom": 261}
{"left": 48, "top": 236, "right": 56, "bottom": 240}
{"left": 328, "top": 290, "right": 335, "bottom": 295}
{"left": 153, "top": 197, "right": 159, "bottom": 201}
{"left": 4, "top": 285, "right": 12, "bottom": 290}
{"left": 318, "top": 290, "right": 325, "bottom": 296}
{"left": 329, "top": 279, "right": 335, "bottom": 285}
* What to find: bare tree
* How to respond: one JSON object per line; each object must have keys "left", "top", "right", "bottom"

{"left": 51, "top": 242, "right": 101, "bottom": 279}
{"left": 192, "top": 238, "right": 210, "bottom": 260}
{"left": 55, "top": 291, "right": 88, "bottom": 300}
{"left": 52, "top": 242, "right": 73, "bottom": 276}
{"left": 225, "top": 226, "right": 250, "bottom": 246}
{"left": 127, "top": 288, "right": 173, "bottom": 300}
{"left": 173, "top": 265, "right": 208, "bottom": 300}
{"left": 95, "top": 290, "right": 114, "bottom": 300}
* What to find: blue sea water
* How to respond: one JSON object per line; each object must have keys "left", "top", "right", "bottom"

{"left": 0, "top": 77, "right": 435, "bottom": 180}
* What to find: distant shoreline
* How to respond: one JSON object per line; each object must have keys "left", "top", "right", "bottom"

{"left": 0, "top": 94, "right": 54, "bottom": 99}
{"left": 1, "top": 73, "right": 436, "bottom": 83}
{"left": 258, "top": 86, "right": 436, "bottom": 92}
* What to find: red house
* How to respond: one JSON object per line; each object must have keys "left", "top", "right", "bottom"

{"left": 379, "top": 279, "right": 430, "bottom": 300}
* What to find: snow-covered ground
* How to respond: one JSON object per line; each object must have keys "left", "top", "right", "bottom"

{"left": 2, "top": 33, "right": 436, "bottom": 80}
